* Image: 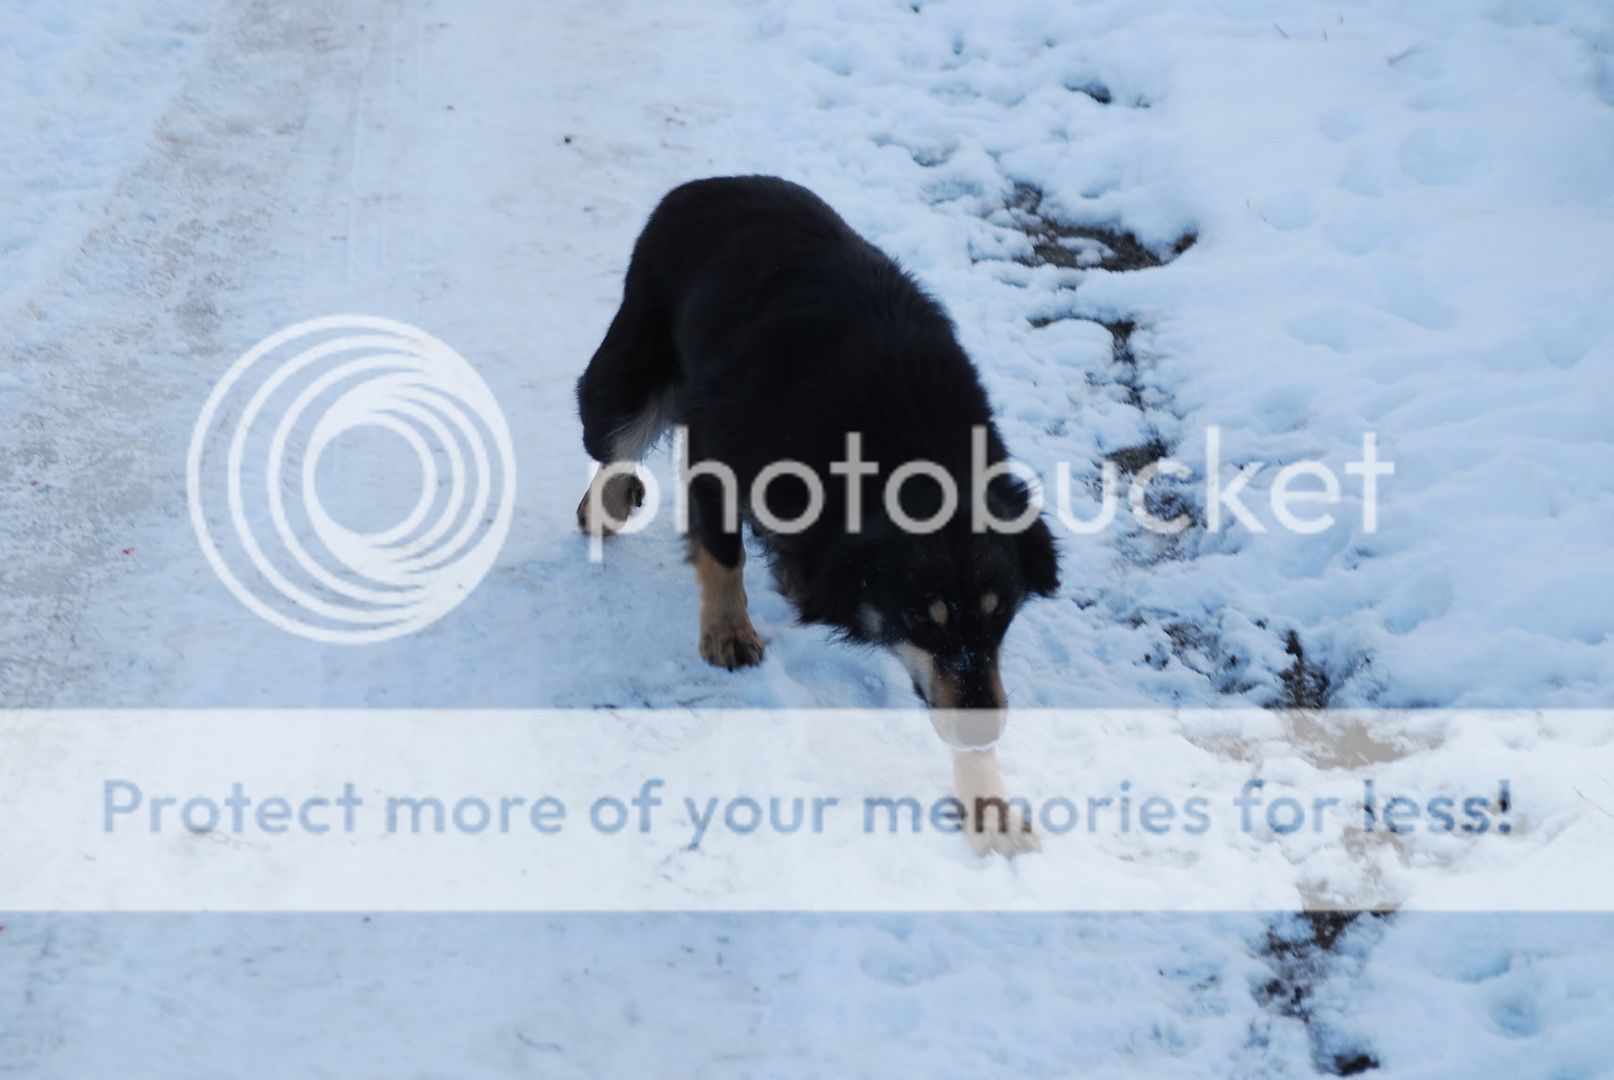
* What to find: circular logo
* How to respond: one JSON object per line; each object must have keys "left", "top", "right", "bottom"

{"left": 187, "top": 315, "right": 516, "bottom": 643}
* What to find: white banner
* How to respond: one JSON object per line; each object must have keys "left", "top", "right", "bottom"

{"left": 1, "top": 709, "right": 1609, "bottom": 911}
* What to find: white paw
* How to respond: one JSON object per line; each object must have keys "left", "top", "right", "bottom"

{"left": 962, "top": 804, "right": 1040, "bottom": 858}
{"left": 576, "top": 472, "right": 646, "bottom": 535}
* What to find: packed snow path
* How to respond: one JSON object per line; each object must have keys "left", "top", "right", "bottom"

{"left": 2, "top": 0, "right": 1612, "bottom": 1075}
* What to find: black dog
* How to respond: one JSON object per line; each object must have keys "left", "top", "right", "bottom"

{"left": 576, "top": 176, "right": 1058, "bottom": 854}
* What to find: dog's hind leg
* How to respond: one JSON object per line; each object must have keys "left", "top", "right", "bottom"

{"left": 575, "top": 291, "right": 676, "bottom": 535}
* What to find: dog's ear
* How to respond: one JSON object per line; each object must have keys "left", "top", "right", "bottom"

{"left": 1016, "top": 515, "right": 1060, "bottom": 597}
{"left": 987, "top": 475, "right": 1060, "bottom": 598}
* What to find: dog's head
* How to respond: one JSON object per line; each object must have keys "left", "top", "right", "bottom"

{"left": 797, "top": 480, "right": 1060, "bottom": 709}
{"left": 864, "top": 516, "right": 1058, "bottom": 708}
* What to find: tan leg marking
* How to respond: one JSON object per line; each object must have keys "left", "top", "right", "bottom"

{"left": 576, "top": 468, "right": 646, "bottom": 535}
{"left": 695, "top": 544, "right": 764, "bottom": 670}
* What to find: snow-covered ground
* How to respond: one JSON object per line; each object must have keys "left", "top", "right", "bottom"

{"left": 2, "top": 0, "right": 1612, "bottom": 1075}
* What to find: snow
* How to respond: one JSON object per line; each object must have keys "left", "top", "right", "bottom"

{"left": 0, "top": 913, "right": 1308, "bottom": 1079}
{"left": 2, "top": 0, "right": 1613, "bottom": 1075}
{"left": 1331, "top": 914, "right": 1614, "bottom": 1077}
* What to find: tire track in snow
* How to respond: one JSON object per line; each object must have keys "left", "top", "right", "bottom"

{"left": 0, "top": 0, "right": 221, "bottom": 704}
{"left": 0, "top": 0, "right": 387, "bottom": 705}
{"left": 341, "top": 0, "right": 422, "bottom": 304}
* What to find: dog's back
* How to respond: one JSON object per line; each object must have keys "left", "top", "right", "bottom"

{"left": 602, "top": 176, "right": 997, "bottom": 494}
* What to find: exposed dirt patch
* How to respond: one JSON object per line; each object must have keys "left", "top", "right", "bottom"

{"left": 1006, "top": 182, "right": 1196, "bottom": 272}
{"left": 1105, "top": 438, "right": 1169, "bottom": 475}
{"left": 1274, "top": 630, "right": 1335, "bottom": 709}
{"left": 1280, "top": 709, "right": 1412, "bottom": 770}
{"left": 1096, "top": 317, "right": 1146, "bottom": 409}
{"left": 989, "top": 164, "right": 1383, "bottom": 1080}
{"left": 1164, "top": 620, "right": 1261, "bottom": 697}
{"left": 1256, "top": 912, "right": 1386, "bottom": 1075}
{"left": 1252, "top": 637, "right": 1390, "bottom": 1073}
{"left": 1063, "top": 80, "right": 1114, "bottom": 104}
{"left": 1062, "top": 79, "right": 1155, "bottom": 108}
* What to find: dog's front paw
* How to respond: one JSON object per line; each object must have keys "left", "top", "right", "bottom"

{"left": 963, "top": 806, "right": 1040, "bottom": 858}
{"left": 952, "top": 749, "right": 1039, "bottom": 859}
{"left": 699, "top": 621, "right": 765, "bottom": 670}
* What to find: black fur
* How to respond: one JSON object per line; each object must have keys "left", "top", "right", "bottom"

{"left": 577, "top": 176, "right": 1059, "bottom": 706}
